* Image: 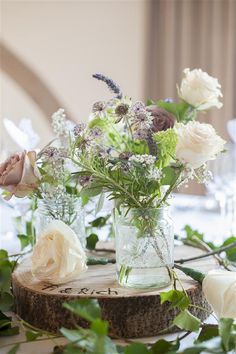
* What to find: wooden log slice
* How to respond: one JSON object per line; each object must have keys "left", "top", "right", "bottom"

{"left": 12, "top": 245, "right": 217, "bottom": 338}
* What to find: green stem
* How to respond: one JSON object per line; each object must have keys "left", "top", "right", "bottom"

{"left": 73, "top": 159, "right": 142, "bottom": 208}
{"left": 175, "top": 241, "right": 236, "bottom": 264}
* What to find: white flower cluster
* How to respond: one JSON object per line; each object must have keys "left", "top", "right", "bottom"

{"left": 128, "top": 154, "right": 156, "bottom": 166}
{"left": 147, "top": 167, "right": 162, "bottom": 180}
{"left": 51, "top": 108, "right": 68, "bottom": 137}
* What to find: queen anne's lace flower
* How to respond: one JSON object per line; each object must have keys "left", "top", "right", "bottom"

{"left": 51, "top": 108, "right": 68, "bottom": 137}
{"left": 128, "top": 154, "right": 156, "bottom": 166}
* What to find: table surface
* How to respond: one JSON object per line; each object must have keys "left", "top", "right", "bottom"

{"left": 0, "top": 194, "right": 222, "bottom": 353}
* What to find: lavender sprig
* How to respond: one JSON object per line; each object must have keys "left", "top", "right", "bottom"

{"left": 92, "top": 73, "right": 123, "bottom": 99}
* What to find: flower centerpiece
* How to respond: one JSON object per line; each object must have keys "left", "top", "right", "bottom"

{"left": 71, "top": 69, "right": 225, "bottom": 288}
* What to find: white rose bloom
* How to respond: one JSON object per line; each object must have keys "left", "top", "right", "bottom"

{"left": 178, "top": 68, "right": 223, "bottom": 110}
{"left": 202, "top": 270, "right": 236, "bottom": 319}
{"left": 175, "top": 121, "right": 225, "bottom": 169}
{"left": 31, "top": 220, "right": 87, "bottom": 284}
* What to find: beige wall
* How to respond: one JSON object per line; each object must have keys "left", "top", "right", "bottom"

{"left": 0, "top": 0, "right": 150, "bottom": 149}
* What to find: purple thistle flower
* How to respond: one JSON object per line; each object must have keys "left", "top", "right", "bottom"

{"left": 74, "top": 123, "right": 86, "bottom": 136}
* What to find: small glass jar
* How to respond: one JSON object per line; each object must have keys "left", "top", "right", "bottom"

{"left": 113, "top": 206, "right": 174, "bottom": 289}
{"left": 36, "top": 196, "right": 86, "bottom": 248}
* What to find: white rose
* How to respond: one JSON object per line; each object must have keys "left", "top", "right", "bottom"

{"left": 31, "top": 220, "right": 87, "bottom": 284}
{"left": 202, "top": 270, "right": 236, "bottom": 319}
{"left": 175, "top": 121, "right": 225, "bottom": 169}
{"left": 178, "top": 68, "right": 223, "bottom": 110}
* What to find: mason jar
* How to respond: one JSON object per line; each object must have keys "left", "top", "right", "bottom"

{"left": 36, "top": 196, "right": 86, "bottom": 248}
{"left": 113, "top": 206, "right": 174, "bottom": 289}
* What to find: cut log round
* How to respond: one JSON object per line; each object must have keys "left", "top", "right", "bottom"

{"left": 12, "top": 245, "right": 216, "bottom": 338}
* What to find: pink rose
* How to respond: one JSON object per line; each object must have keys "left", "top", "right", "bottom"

{"left": 0, "top": 151, "right": 41, "bottom": 199}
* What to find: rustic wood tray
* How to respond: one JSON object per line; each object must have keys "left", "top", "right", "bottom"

{"left": 12, "top": 245, "right": 216, "bottom": 338}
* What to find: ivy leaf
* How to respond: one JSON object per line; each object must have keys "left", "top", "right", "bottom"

{"left": 17, "top": 234, "right": 32, "bottom": 250}
{"left": 90, "top": 216, "right": 108, "bottom": 228}
{"left": 80, "top": 184, "right": 102, "bottom": 198}
{"left": 86, "top": 234, "right": 99, "bottom": 250}
{"left": 161, "top": 166, "right": 178, "bottom": 186}
{"left": 156, "top": 100, "right": 190, "bottom": 122}
{"left": 0, "top": 312, "right": 19, "bottom": 337}
{"left": 160, "top": 290, "right": 189, "bottom": 310}
{"left": 0, "top": 262, "right": 12, "bottom": 293}
{"left": 25, "top": 330, "right": 42, "bottom": 341}
{"left": 63, "top": 299, "right": 101, "bottom": 322}
{"left": 218, "top": 318, "right": 234, "bottom": 351}
{"left": 0, "top": 292, "right": 14, "bottom": 311}
{"left": 196, "top": 324, "right": 219, "bottom": 342}
{"left": 124, "top": 343, "right": 149, "bottom": 354}
{"left": 151, "top": 338, "right": 180, "bottom": 353}
{"left": 173, "top": 310, "right": 201, "bottom": 332}
{"left": 222, "top": 236, "right": 236, "bottom": 262}
{"left": 60, "top": 328, "right": 86, "bottom": 343}
{"left": 7, "top": 344, "right": 20, "bottom": 354}
{"left": 0, "top": 249, "right": 8, "bottom": 260}
{"left": 91, "top": 319, "right": 108, "bottom": 336}
{"left": 62, "top": 345, "right": 84, "bottom": 354}
{"left": 96, "top": 192, "right": 105, "bottom": 214}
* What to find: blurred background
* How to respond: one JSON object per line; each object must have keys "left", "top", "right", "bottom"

{"left": 0, "top": 0, "right": 236, "bottom": 194}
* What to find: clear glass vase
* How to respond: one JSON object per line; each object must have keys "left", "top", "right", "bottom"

{"left": 113, "top": 206, "right": 174, "bottom": 289}
{"left": 36, "top": 196, "right": 86, "bottom": 248}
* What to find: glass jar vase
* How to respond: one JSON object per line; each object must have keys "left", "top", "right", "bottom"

{"left": 36, "top": 196, "right": 86, "bottom": 248}
{"left": 113, "top": 206, "right": 174, "bottom": 289}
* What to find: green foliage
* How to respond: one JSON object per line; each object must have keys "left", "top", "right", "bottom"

{"left": 174, "top": 265, "right": 205, "bottom": 284}
{"left": 196, "top": 324, "right": 219, "bottom": 343}
{"left": 63, "top": 299, "right": 101, "bottom": 322}
{"left": 222, "top": 236, "right": 236, "bottom": 262}
{"left": 6, "top": 344, "right": 20, "bottom": 354}
{"left": 86, "top": 233, "right": 99, "bottom": 250}
{"left": 25, "top": 330, "right": 43, "bottom": 341}
{"left": 160, "top": 290, "right": 190, "bottom": 310}
{"left": 17, "top": 220, "right": 36, "bottom": 250}
{"left": 90, "top": 216, "right": 108, "bottom": 228}
{"left": 124, "top": 343, "right": 149, "bottom": 354}
{"left": 173, "top": 310, "right": 201, "bottom": 333}
{"left": 151, "top": 338, "right": 180, "bottom": 354}
{"left": 218, "top": 318, "right": 234, "bottom": 352}
{"left": 153, "top": 129, "right": 178, "bottom": 167}
{"left": 156, "top": 100, "right": 195, "bottom": 123}
{"left": 0, "top": 312, "right": 19, "bottom": 337}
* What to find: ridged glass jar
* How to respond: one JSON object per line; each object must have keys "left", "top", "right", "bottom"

{"left": 113, "top": 206, "right": 174, "bottom": 289}
{"left": 36, "top": 196, "right": 86, "bottom": 248}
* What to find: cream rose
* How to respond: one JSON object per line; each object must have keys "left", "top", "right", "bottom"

{"left": 31, "top": 220, "right": 87, "bottom": 284}
{"left": 175, "top": 121, "right": 225, "bottom": 169}
{"left": 0, "top": 151, "right": 41, "bottom": 199}
{"left": 202, "top": 270, "right": 236, "bottom": 319}
{"left": 178, "top": 68, "right": 223, "bottom": 110}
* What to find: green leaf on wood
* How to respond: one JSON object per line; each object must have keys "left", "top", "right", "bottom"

{"left": 151, "top": 338, "right": 180, "bottom": 353}
{"left": 124, "top": 343, "right": 149, "bottom": 354}
{"left": 25, "top": 330, "right": 42, "bottom": 341}
{"left": 86, "top": 233, "right": 99, "bottom": 250}
{"left": 63, "top": 299, "right": 101, "bottom": 322}
{"left": 196, "top": 324, "right": 219, "bottom": 343}
{"left": 160, "top": 290, "right": 189, "bottom": 310}
{"left": 173, "top": 310, "right": 201, "bottom": 332}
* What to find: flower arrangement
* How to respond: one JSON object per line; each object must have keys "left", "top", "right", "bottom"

{"left": 0, "top": 68, "right": 226, "bottom": 288}
{"left": 72, "top": 69, "right": 225, "bottom": 210}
